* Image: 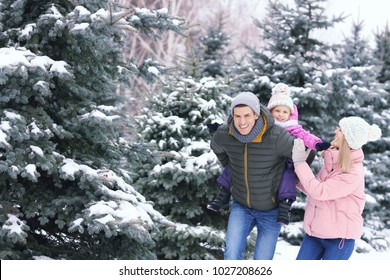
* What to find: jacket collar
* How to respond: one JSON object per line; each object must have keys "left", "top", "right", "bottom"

{"left": 322, "top": 148, "right": 364, "bottom": 173}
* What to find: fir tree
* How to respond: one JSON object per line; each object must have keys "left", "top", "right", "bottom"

{"left": 286, "top": 34, "right": 390, "bottom": 253}
{"left": 336, "top": 19, "right": 373, "bottom": 68}
{"left": 227, "top": 0, "right": 390, "bottom": 252}
{"left": 374, "top": 24, "right": 390, "bottom": 83}
{"left": 0, "top": 0, "right": 186, "bottom": 259}
{"left": 134, "top": 70, "right": 232, "bottom": 259}
{"left": 196, "top": 14, "right": 231, "bottom": 78}
{"left": 244, "top": 0, "right": 345, "bottom": 88}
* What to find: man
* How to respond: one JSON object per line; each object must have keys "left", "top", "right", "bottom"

{"left": 210, "top": 91, "right": 295, "bottom": 259}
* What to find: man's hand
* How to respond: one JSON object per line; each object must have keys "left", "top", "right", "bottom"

{"left": 292, "top": 139, "right": 312, "bottom": 166}
{"left": 207, "top": 122, "right": 221, "bottom": 134}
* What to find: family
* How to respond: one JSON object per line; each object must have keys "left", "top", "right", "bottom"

{"left": 207, "top": 84, "right": 382, "bottom": 260}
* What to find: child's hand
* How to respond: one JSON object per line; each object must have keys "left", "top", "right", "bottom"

{"left": 315, "top": 141, "right": 331, "bottom": 151}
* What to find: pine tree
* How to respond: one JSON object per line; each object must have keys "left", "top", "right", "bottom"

{"left": 0, "top": 0, "right": 186, "bottom": 259}
{"left": 196, "top": 14, "right": 231, "bottom": 78}
{"left": 243, "top": 0, "right": 345, "bottom": 88}
{"left": 336, "top": 19, "right": 373, "bottom": 68}
{"left": 374, "top": 24, "right": 390, "bottom": 83}
{"left": 290, "top": 27, "right": 390, "bottom": 254}
{"left": 325, "top": 20, "right": 390, "bottom": 252}
{"left": 134, "top": 69, "right": 232, "bottom": 259}
{"left": 227, "top": 0, "right": 390, "bottom": 252}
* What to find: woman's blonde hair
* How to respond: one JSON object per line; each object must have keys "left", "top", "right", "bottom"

{"left": 337, "top": 136, "right": 353, "bottom": 173}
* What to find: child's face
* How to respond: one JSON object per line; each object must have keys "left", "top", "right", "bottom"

{"left": 271, "top": 105, "right": 291, "bottom": 122}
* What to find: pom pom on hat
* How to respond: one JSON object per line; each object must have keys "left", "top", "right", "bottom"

{"left": 339, "top": 116, "right": 382, "bottom": 150}
{"left": 230, "top": 92, "right": 260, "bottom": 116}
{"left": 267, "top": 83, "right": 294, "bottom": 114}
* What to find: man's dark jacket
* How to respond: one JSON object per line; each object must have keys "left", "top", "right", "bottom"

{"left": 211, "top": 105, "right": 294, "bottom": 210}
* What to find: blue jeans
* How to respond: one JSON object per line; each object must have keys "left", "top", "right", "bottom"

{"left": 224, "top": 199, "right": 282, "bottom": 260}
{"left": 296, "top": 234, "right": 355, "bottom": 260}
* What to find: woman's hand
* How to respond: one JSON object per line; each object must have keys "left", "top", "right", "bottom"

{"left": 292, "top": 139, "right": 312, "bottom": 166}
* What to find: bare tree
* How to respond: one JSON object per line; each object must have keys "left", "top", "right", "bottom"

{"left": 118, "top": 0, "right": 267, "bottom": 114}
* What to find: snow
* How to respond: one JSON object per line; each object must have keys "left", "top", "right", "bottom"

{"left": 0, "top": 129, "right": 9, "bottom": 147}
{"left": 74, "top": 5, "right": 91, "bottom": 17}
{"left": 30, "top": 56, "right": 54, "bottom": 71}
{"left": 60, "top": 158, "right": 83, "bottom": 180}
{"left": 49, "top": 61, "right": 69, "bottom": 75}
{"left": 56, "top": 158, "right": 172, "bottom": 234}
{"left": 148, "top": 66, "right": 160, "bottom": 76}
{"left": 24, "top": 164, "right": 37, "bottom": 177}
{"left": 72, "top": 22, "right": 89, "bottom": 31}
{"left": 0, "top": 47, "right": 70, "bottom": 76}
{"left": 29, "top": 121, "right": 42, "bottom": 135}
{"left": 0, "top": 47, "right": 31, "bottom": 68}
{"left": 2, "top": 215, "right": 27, "bottom": 235}
{"left": 80, "top": 109, "right": 120, "bottom": 122}
{"left": 4, "top": 111, "right": 22, "bottom": 120}
{"left": 135, "top": 8, "right": 154, "bottom": 17}
{"left": 157, "top": 8, "right": 168, "bottom": 15}
{"left": 97, "top": 105, "right": 117, "bottom": 112}
{"left": 46, "top": 5, "right": 63, "bottom": 20}
{"left": 95, "top": 214, "right": 115, "bottom": 225}
{"left": 19, "top": 23, "right": 35, "bottom": 39}
{"left": 30, "top": 145, "right": 44, "bottom": 157}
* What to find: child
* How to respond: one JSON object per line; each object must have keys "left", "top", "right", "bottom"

{"left": 207, "top": 83, "right": 330, "bottom": 225}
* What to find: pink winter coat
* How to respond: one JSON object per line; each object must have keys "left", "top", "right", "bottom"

{"left": 295, "top": 148, "right": 366, "bottom": 239}
{"left": 275, "top": 104, "right": 322, "bottom": 149}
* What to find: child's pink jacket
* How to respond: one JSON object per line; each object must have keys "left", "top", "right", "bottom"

{"left": 295, "top": 148, "right": 366, "bottom": 239}
{"left": 275, "top": 104, "right": 322, "bottom": 149}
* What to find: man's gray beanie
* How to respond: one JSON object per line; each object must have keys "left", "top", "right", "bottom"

{"left": 230, "top": 92, "right": 261, "bottom": 116}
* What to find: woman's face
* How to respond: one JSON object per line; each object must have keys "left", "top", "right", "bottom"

{"left": 233, "top": 106, "right": 259, "bottom": 135}
{"left": 331, "top": 127, "right": 345, "bottom": 148}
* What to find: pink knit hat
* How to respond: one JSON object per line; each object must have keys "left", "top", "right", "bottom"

{"left": 267, "top": 83, "right": 294, "bottom": 114}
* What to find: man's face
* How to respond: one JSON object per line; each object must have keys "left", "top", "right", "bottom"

{"left": 233, "top": 106, "right": 259, "bottom": 135}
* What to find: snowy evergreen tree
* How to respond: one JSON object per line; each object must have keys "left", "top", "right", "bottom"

{"left": 323, "top": 21, "right": 390, "bottom": 252}
{"left": 230, "top": 0, "right": 348, "bottom": 155}
{"left": 241, "top": 0, "right": 344, "bottom": 90}
{"left": 0, "top": 0, "right": 186, "bottom": 259}
{"left": 286, "top": 34, "right": 390, "bottom": 253}
{"left": 196, "top": 15, "right": 231, "bottom": 78}
{"left": 224, "top": 0, "right": 390, "bottom": 252}
{"left": 374, "top": 24, "right": 390, "bottom": 83}
{"left": 336, "top": 19, "right": 373, "bottom": 68}
{"left": 282, "top": 30, "right": 390, "bottom": 254}
{"left": 134, "top": 69, "right": 232, "bottom": 259}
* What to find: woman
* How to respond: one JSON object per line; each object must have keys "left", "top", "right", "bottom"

{"left": 292, "top": 116, "right": 382, "bottom": 260}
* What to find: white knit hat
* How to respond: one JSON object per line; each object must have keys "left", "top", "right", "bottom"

{"left": 230, "top": 92, "right": 260, "bottom": 116}
{"left": 267, "top": 83, "right": 294, "bottom": 114}
{"left": 339, "top": 116, "right": 382, "bottom": 149}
